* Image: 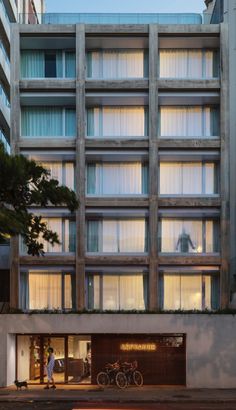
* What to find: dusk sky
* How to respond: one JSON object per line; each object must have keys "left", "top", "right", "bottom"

{"left": 45, "top": 0, "right": 205, "bottom": 14}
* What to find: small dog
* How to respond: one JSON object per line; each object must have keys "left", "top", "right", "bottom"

{"left": 14, "top": 380, "right": 28, "bottom": 390}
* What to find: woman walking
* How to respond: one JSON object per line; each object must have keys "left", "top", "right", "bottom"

{"left": 44, "top": 347, "right": 56, "bottom": 389}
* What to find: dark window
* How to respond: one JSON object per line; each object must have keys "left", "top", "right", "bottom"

{"left": 0, "top": 270, "right": 10, "bottom": 303}
{"left": 45, "top": 53, "right": 57, "bottom": 77}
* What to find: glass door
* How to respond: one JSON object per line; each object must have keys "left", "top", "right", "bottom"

{"left": 43, "top": 336, "right": 66, "bottom": 384}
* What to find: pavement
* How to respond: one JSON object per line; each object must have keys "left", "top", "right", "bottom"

{"left": 1, "top": 385, "right": 236, "bottom": 404}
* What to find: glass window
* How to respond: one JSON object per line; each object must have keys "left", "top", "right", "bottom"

{"left": 21, "top": 107, "right": 76, "bottom": 137}
{"left": 21, "top": 50, "right": 76, "bottom": 78}
{"left": 40, "top": 162, "right": 75, "bottom": 191}
{"left": 20, "top": 218, "right": 76, "bottom": 254}
{"left": 159, "top": 218, "right": 219, "bottom": 253}
{"left": 87, "top": 162, "right": 148, "bottom": 195}
{"left": 20, "top": 271, "right": 75, "bottom": 310}
{"left": 159, "top": 106, "right": 219, "bottom": 138}
{"left": 87, "top": 219, "right": 148, "bottom": 253}
{"left": 87, "top": 50, "right": 147, "bottom": 79}
{"left": 87, "top": 274, "right": 148, "bottom": 310}
{"left": 161, "top": 273, "right": 219, "bottom": 310}
{"left": 159, "top": 162, "right": 219, "bottom": 195}
{"left": 159, "top": 49, "right": 219, "bottom": 79}
{"left": 87, "top": 107, "right": 148, "bottom": 138}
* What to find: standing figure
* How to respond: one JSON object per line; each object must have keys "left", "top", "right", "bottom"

{"left": 176, "top": 228, "right": 195, "bottom": 253}
{"left": 44, "top": 347, "right": 56, "bottom": 389}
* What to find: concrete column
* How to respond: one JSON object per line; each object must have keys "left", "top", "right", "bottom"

{"left": 10, "top": 24, "right": 20, "bottom": 309}
{"left": 148, "top": 24, "right": 158, "bottom": 310}
{"left": 220, "top": 23, "right": 230, "bottom": 308}
{"left": 75, "top": 24, "right": 86, "bottom": 310}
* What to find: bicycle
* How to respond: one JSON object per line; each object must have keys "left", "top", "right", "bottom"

{"left": 120, "top": 360, "right": 144, "bottom": 387}
{"left": 96, "top": 360, "right": 127, "bottom": 389}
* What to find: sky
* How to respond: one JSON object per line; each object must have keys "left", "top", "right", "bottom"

{"left": 45, "top": 0, "right": 205, "bottom": 14}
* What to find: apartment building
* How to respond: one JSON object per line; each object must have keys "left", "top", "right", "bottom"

{"left": 1, "top": 5, "right": 236, "bottom": 388}
{"left": 0, "top": 0, "right": 44, "bottom": 310}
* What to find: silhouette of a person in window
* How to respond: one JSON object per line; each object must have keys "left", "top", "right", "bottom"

{"left": 176, "top": 228, "right": 195, "bottom": 253}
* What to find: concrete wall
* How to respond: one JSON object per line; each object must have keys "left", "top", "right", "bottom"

{"left": 0, "top": 314, "right": 236, "bottom": 388}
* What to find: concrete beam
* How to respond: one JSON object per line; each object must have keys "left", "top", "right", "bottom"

{"left": 158, "top": 79, "right": 220, "bottom": 90}
{"left": 159, "top": 197, "right": 221, "bottom": 207}
{"left": 158, "top": 138, "right": 220, "bottom": 148}
{"left": 85, "top": 79, "right": 149, "bottom": 90}
{"left": 85, "top": 139, "right": 149, "bottom": 149}
{"left": 158, "top": 255, "right": 221, "bottom": 265}
{"left": 18, "top": 138, "right": 76, "bottom": 149}
{"left": 85, "top": 24, "right": 149, "bottom": 34}
{"left": 85, "top": 255, "right": 149, "bottom": 265}
{"left": 20, "top": 79, "right": 76, "bottom": 90}
{"left": 158, "top": 24, "right": 220, "bottom": 35}
{"left": 86, "top": 197, "right": 149, "bottom": 208}
{"left": 19, "top": 256, "right": 76, "bottom": 265}
{"left": 19, "top": 24, "right": 76, "bottom": 34}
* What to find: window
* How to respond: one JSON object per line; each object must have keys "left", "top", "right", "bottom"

{"left": 159, "top": 49, "right": 219, "bottom": 79}
{"left": 21, "top": 50, "right": 76, "bottom": 78}
{"left": 21, "top": 107, "right": 76, "bottom": 137}
{"left": 40, "top": 162, "right": 75, "bottom": 191}
{"left": 87, "top": 50, "right": 148, "bottom": 78}
{"left": 159, "top": 106, "right": 219, "bottom": 138}
{"left": 160, "top": 272, "right": 219, "bottom": 310}
{"left": 20, "top": 218, "right": 76, "bottom": 254}
{"left": 87, "top": 107, "right": 148, "bottom": 138}
{"left": 87, "top": 219, "right": 148, "bottom": 253}
{"left": 87, "top": 274, "right": 148, "bottom": 310}
{"left": 20, "top": 270, "right": 75, "bottom": 310}
{"left": 159, "top": 218, "right": 219, "bottom": 253}
{"left": 159, "top": 162, "right": 219, "bottom": 195}
{"left": 87, "top": 162, "right": 148, "bottom": 195}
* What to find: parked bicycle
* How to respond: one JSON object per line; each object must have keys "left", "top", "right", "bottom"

{"left": 96, "top": 360, "right": 127, "bottom": 389}
{"left": 120, "top": 360, "right": 143, "bottom": 387}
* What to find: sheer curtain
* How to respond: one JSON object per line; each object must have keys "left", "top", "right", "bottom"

{"left": 159, "top": 162, "right": 204, "bottom": 195}
{"left": 93, "top": 163, "right": 142, "bottom": 195}
{"left": 65, "top": 109, "right": 76, "bottom": 137}
{"left": 161, "top": 219, "right": 203, "bottom": 253}
{"left": 164, "top": 274, "right": 203, "bottom": 310}
{"left": 21, "top": 51, "right": 45, "bottom": 78}
{"left": 159, "top": 49, "right": 214, "bottom": 79}
{"left": 88, "top": 107, "right": 145, "bottom": 138}
{"left": 163, "top": 275, "right": 180, "bottom": 310}
{"left": 41, "top": 218, "right": 62, "bottom": 252}
{"left": 64, "top": 220, "right": 76, "bottom": 252}
{"left": 21, "top": 107, "right": 63, "bottom": 137}
{"left": 160, "top": 107, "right": 204, "bottom": 138}
{"left": 102, "top": 220, "right": 118, "bottom": 252}
{"left": 65, "top": 163, "right": 75, "bottom": 190}
{"left": 103, "top": 276, "right": 119, "bottom": 310}
{"left": 102, "top": 275, "right": 145, "bottom": 310}
{"left": 29, "top": 272, "right": 62, "bottom": 310}
{"left": 87, "top": 51, "right": 144, "bottom": 78}
{"left": 119, "top": 220, "right": 145, "bottom": 252}
{"left": 41, "top": 162, "right": 63, "bottom": 184}
{"left": 65, "top": 52, "right": 76, "bottom": 78}
{"left": 64, "top": 274, "right": 72, "bottom": 309}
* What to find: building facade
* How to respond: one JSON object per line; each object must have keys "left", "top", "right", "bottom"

{"left": 1, "top": 5, "right": 236, "bottom": 387}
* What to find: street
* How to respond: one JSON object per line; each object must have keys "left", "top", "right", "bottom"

{"left": 1, "top": 402, "right": 236, "bottom": 410}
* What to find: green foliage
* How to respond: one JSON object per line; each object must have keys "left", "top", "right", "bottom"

{"left": 0, "top": 142, "right": 78, "bottom": 256}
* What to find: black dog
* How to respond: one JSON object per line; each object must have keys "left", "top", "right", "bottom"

{"left": 14, "top": 380, "right": 28, "bottom": 390}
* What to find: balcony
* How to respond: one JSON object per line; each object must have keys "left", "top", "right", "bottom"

{"left": 2, "top": 0, "right": 17, "bottom": 23}
{"left": 19, "top": 12, "right": 203, "bottom": 25}
{"left": 0, "top": 0, "right": 10, "bottom": 42}
{"left": 0, "top": 43, "right": 10, "bottom": 92}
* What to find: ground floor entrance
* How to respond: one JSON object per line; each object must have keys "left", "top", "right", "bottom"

{"left": 16, "top": 334, "right": 186, "bottom": 385}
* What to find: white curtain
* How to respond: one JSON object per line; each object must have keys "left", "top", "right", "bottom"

{"left": 102, "top": 107, "right": 145, "bottom": 137}
{"left": 159, "top": 162, "right": 204, "bottom": 195}
{"left": 65, "top": 163, "right": 75, "bottom": 190}
{"left": 205, "top": 220, "right": 213, "bottom": 252}
{"left": 161, "top": 219, "right": 203, "bottom": 253}
{"left": 159, "top": 49, "right": 213, "bottom": 78}
{"left": 204, "top": 276, "right": 211, "bottom": 309}
{"left": 205, "top": 163, "right": 214, "bottom": 194}
{"left": 95, "top": 163, "right": 142, "bottom": 194}
{"left": 102, "top": 220, "right": 118, "bottom": 252}
{"left": 29, "top": 272, "right": 62, "bottom": 310}
{"left": 102, "top": 275, "right": 145, "bottom": 310}
{"left": 41, "top": 162, "right": 63, "bottom": 184}
{"left": 119, "top": 220, "right": 145, "bottom": 252}
{"left": 164, "top": 274, "right": 203, "bottom": 310}
{"left": 90, "top": 51, "right": 144, "bottom": 78}
{"left": 64, "top": 274, "right": 72, "bottom": 309}
{"left": 40, "top": 218, "right": 62, "bottom": 252}
{"left": 160, "top": 107, "right": 205, "bottom": 138}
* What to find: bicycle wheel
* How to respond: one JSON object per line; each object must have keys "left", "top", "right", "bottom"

{"left": 133, "top": 370, "right": 143, "bottom": 387}
{"left": 96, "top": 371, "right": 109, "bottom": 387}
{"left": 115, "top": 371, "right": 128, "bottom": 389}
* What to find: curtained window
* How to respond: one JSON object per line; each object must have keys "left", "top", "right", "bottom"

{"left": 87, "top": 162, "right": 148, "bottom": 195}
{"left": 159, "top": 49, "right": 219, "bottom": 79}
{"left": 87, "top": 274, "right": 148, "bottom": 310}
{"left": 159, "top": 218, "right": 219, "bottom": 253}
{"left": 21, "top": 107, "right": 76, "bottom": 137}
{"left": 87, "top": 50, "right": 147, "bottom": 78}
{"left": 161, "top": 273, "right": 219, "bottom": 310}
{"left": 87, "top": 219, "right": 148, "bottom": 253}
{"left": 159, "top": 162, "right": 219, "bottom": 195}
{"left": 40, "top": 162, "right": 75, "bottom": 191}
{"left": 20, "top": 218, "right": 76, "bottom": 254}
{"left": 23, "top": 271, "right": 74, "bottom": 310}
{"left": 159, "top": 106, "right": 219, "bottom": 138}
{"left": 87, "top": 107, "right": 148, "bottom": 138}
{"left": 21, "top": 50, "right": 76, "bottom": 78}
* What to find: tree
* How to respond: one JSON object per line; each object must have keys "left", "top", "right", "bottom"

{"left": 0, "top": 142, "right": 78, "bottom": 256}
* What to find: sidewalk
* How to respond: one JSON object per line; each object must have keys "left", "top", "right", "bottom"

{"left": 1, "top": 385, "right": 236, "bottom": 403}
